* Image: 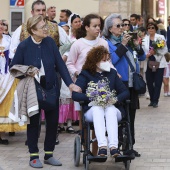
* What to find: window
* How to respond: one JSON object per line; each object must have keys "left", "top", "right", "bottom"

{"left": 10, "top": 9, "right": 24, "bottom": 33}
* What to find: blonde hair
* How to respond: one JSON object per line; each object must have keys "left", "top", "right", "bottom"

{"left": 27, "top": 15, "right": 44, "bottom": 35}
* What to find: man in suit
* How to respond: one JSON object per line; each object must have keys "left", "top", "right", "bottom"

{"left": 167, "top": 16, "right": 170, "bottom": 52}
{"left": 130, "top": 14, "right": 139, "bottom": 31}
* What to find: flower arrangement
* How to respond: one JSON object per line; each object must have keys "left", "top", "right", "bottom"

{"left": 150, "top": 37, "right": 165, "bottom": 55}
{"left": 86, "top": 78, "right": 117, "bottom": 108}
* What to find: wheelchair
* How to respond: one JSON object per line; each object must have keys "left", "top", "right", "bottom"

{"left": 73, "top": 100, "right": 135, "bottom": 170}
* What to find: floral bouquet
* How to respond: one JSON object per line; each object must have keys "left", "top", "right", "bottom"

{"left": 86, "top": 78, "right": 117, "bottom": 108}
{"left": 150, "top": 37, "right": 166, "bottom": 55}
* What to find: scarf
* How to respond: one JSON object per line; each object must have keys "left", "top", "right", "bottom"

{"left": 110, "top": 34, "right": 122, "bottom": 43}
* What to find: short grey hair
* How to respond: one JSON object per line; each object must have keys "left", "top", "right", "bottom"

{"left": 102, "top": 13, "right": 122, "bottom": 38}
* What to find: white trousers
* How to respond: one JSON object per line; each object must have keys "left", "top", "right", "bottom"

{"left": 85, "top": 105, "right": 122, "bottom": 148}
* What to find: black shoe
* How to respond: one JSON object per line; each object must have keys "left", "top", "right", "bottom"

{"left": 98, "top": 148, "right": 107, "bottom": 156}
{"left": 9, "top": 132, "right": 15, "bottom": 136}
{"left": 110, "top": 149, "right": 120, "bottom": 158}
{"left": 148, "top": 102, "right": 153, "bottom": 106}
{"left": 72, "top": 120, "right": 79, "bottom": 126}
{"left": 25, "top": 140, "right": 28, "bottom": 146}
{"left": 58, "top": 126, "right": 65, "bottom": 133}
{"left": 153, "top": 103, "right": 158, "bottom": 108}
{"left": 0, "top": 138, "right": 9, "bottom": 145}
{"left": 131, "top": 149, "right": 141, "bottom": 157}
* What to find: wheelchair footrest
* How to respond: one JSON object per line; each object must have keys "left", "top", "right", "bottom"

{"left": 87, "top": 155, "right": 107, "bottom": 162}
{"left": 115, "top": 154, "right": 134, "bottom": 162}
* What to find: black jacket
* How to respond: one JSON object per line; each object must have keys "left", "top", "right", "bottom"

{"left": 72, "top": 69, "right": 130, "bottom": 117}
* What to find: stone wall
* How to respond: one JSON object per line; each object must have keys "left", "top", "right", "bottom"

{"left": 99, "top": 0, "right": 141, "bottom": 19}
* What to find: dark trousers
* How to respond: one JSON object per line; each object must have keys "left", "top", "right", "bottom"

{"left": 146, "top": 68, "right": 164, "bottom": 103}
{"left": 129, "top": 108, "right": 136, "bottom": 145}
{"left": 27, "top": 101, "right": 59, "bottom": 154}
{"left": 123, "top": 82, "right": 138, "bottom": 146}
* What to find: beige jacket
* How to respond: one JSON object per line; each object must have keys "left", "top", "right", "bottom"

{"left": 9, "top": 65, "right": 39, "bottom": 125}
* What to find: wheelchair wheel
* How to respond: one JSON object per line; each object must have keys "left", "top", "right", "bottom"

{"left": 74, "top": 136, "right": 81, "bottom": 167}
{"left": 124, "top": 160, "right": 130, "bottom": 170}
{"left": 84, "top": 155, "right": 89, "bottom": 170}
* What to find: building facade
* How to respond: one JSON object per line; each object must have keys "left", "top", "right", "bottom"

{"left": 0, "top": 0, "right": 169, "bottom": 34}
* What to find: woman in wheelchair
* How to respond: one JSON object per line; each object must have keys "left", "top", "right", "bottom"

{"left": 72, "top": 46, "right": 130, "bottom": 157}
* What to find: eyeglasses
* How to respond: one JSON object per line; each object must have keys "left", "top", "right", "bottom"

{"left": 123, "top": 24, "right": 130, "bottom": 27}
{"left": 37, "top": 24, "right": 48, "bottom": 30}
{"left": 2, "top": 23, "right": 7, "bottom": 27}
{"left": 147, "top": 26, "right": 155, "bottom": 30}
{"left": 114, "top": 23, "right": 125, "bottom": 28}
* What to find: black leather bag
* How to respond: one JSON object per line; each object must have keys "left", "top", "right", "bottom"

{"left": 124, "top": 54, "right": 146, "bottom": 94}
{"left": 34, "top": 79, "right": 57, "bottom": 111}
{"left": 133, "top": 72, "right": 146, "bottom": 94}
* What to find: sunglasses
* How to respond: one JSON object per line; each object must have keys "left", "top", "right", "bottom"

{"left": 147, "top": 26, "right": 155, "bottom": 30}
{"left": 123, "top": 23, "right": 130, "bottom": 27}
{"left": 114, "top": 23, "right": 125, "bottom": 28}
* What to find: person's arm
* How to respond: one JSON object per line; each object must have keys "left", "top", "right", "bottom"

{"left": 9, "top": 42, "right": 27, "bottom": 79}
{"left": 66, "top": 42, "right": 79, "bottom": 75}
{"left": 9, "top": 41, "right": 25, "bottom": 68}
{"left": 108, "top": 40, "right": 128, "bottom": 65}
{"left": 72, "top": 72, "right": 89, "bottom": 102}
{"left": 9, "top": 26, "right": 22, "bottom": 59}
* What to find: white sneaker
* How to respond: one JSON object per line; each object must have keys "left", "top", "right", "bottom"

{"left": 145, "top": 93, "right": 150, "bottom": 99}
{"left": 168, "top": 92, "right": 170, "bottom": 96}
{"left": 164, "top": 93, "right": 168, "bottom": 97}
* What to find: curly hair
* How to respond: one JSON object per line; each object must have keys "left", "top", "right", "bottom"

{"left": 82, "top": 46, "right": 110, "bottom": 74}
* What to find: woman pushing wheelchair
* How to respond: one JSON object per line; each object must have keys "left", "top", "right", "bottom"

{"left": 72, "top": 46, "right": 129, "bottom": 157}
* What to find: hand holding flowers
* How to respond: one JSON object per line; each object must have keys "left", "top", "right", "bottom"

{"left": 86, "top": 78, "right": 117, "bottom": 108}
{"left": 150, "top": 38, "right": 166, "bottom": 55}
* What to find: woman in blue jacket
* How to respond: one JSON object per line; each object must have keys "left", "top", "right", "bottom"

{"left": 102, "top": 13, "right": 146, "bottom": 157}
{"left": 72, "top": 46, "right": 129, "bottom": 157}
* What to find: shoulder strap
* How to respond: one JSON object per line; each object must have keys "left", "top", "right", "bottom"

{"left": 124, "top": 54, "right": 135, "bottom": 72}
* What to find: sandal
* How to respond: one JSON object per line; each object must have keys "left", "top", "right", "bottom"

{"left": 66, "top": 126, "right": 75, "bottom": 134}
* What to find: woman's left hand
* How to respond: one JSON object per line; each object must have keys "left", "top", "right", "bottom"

{"left": 133, "top": 38, "right": 140, "bottom": 46}
{"left": 69, "top": 83, "right": 82, "bottom": 93}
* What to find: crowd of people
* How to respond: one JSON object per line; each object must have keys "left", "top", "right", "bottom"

{"left": 0, "top": 0, "right": 170, "bottom": 168}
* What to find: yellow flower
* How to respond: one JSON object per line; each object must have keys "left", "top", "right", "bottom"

{"left": 101, "top": 94, "right": 107, "bottom": 98}
{"left": 157, "top": 44, "right": 161, "bottom": 48}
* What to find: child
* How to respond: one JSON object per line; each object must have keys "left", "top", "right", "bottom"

{"left": 163, "top": 52, "right": 170, "bottom": 96}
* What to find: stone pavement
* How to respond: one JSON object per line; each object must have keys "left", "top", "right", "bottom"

{"left": 0, "top": 92, "right": 170, "bottom": 170}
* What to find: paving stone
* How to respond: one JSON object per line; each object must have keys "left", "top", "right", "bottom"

{"left": 0, "top": 90, "right": 170, "bottom": 170}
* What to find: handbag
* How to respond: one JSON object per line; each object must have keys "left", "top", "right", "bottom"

{"left": 148, "top": 61, "right": 160, "bottom": 72}
{"left": 124, "top": 54, "right": 146, "bottom": 94}
{"left": 34, "top": 78, "right": 57, "bottom": 111}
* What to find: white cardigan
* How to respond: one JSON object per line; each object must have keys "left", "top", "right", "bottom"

{"left": 142, "top": 33, "right": 168, "bottom": 72}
